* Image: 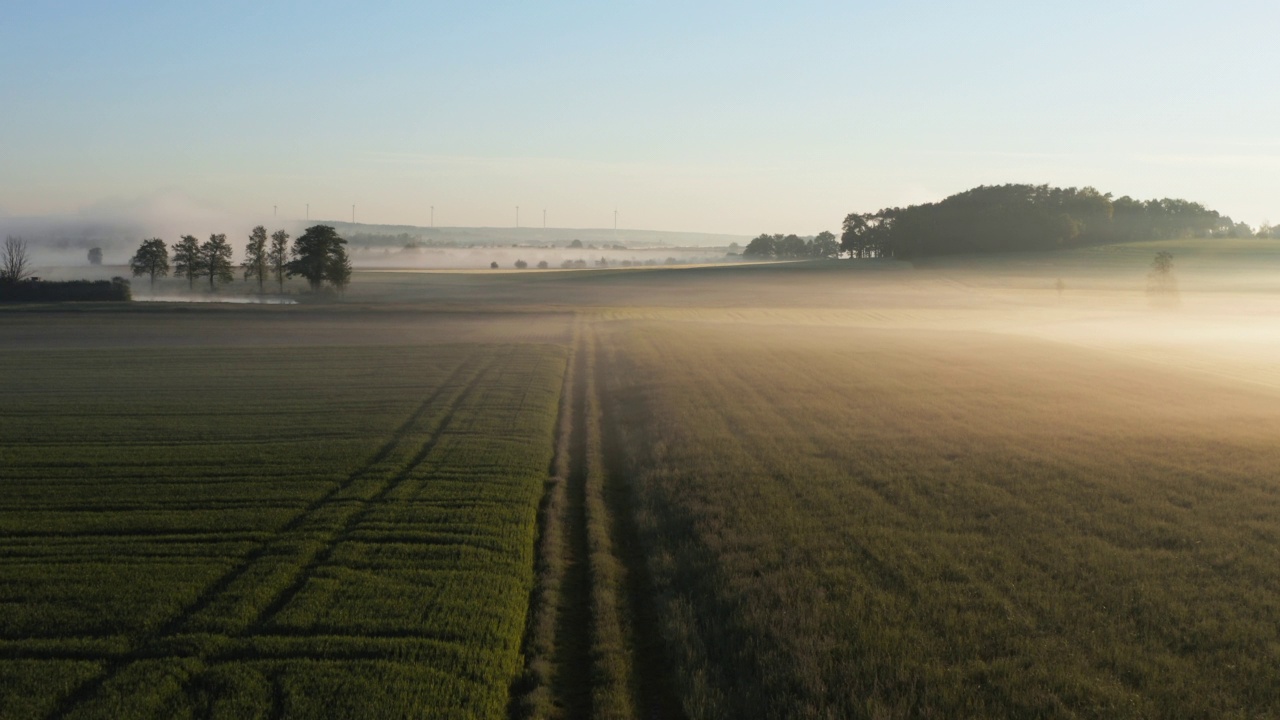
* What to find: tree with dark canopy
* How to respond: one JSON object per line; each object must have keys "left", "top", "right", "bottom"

{"left": 743, "top": 234, "right": 778, "bottom": 259}
{"left": 172, "top": 235, "right": 203, "bottom": 289}
{"left": 129, "top": 238, "right": 169, "bottom": 289}
{"left": 242, "top": 225, "right": 269, "bottom": 293}
{"left": 811, "top": 230, "right": 839, "bottom": 258}
{"left": 201, "top": 234, "right": 234, "bottom": 290}
{"left": 287, "top": 225, "right": 349, "bottom": 291}
{"left": 87, "top": 247, "right": 103, "bottom": 265}
{"left": 328, "top": 245, "right": 353, "bottom": 295}
{"left": 269, "top": 229, "right": 290, "bottom": 292}
{"left": 744, "top": 233, "right": 837, "bottom": 260}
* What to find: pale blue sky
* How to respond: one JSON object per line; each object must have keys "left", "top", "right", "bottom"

{"left": 2, "top": 1, "right": 1278, "bottom": 234}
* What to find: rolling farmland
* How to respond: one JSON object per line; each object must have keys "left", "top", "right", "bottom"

{"left": 6, "top": 250, "right": 1280, "bottom": 718}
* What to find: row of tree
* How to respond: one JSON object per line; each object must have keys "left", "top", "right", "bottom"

{"left": 129, "top": 225, "right": 352, "bottom": 293}
{"left": 839, "top": 184, "right": 1247, "bottom": 259}
{"left": 742, "top": 231, "right": 839, "bottom": 260}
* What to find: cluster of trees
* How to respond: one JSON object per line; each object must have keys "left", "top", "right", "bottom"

{"left": 742, "top": 231, "right": 839, "bottom": 260}
{"left": 840, "top": 184, "right": 1245, "bottom": 259}
{"left": 129, "top": 225, "right": 352, "bottom": 294}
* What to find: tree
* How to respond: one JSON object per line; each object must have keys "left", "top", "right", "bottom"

{"left": 810, "top": 231, "right": 839, "bottom": 258}
{"left": 1151, "top": 251, "right": 1174, "bottom": 275}
{"left": 840, "top": 213, "right": 871, "bottom": 258}
{"left": 172, "top": 235, "right": 203, "bottom": 290}
{"left": 777, "top": 234, "right": 807, "bottom": 259}
{"left": 1, "top": 236, "right": 33, "bottom": 283}
{"left": 87, "top": 247, "right": 103, "bottom": 265}
{"left": 490, "top": 261, "right": 499, "bottom": 269}
{"left": 569, "top": 239, "right": 583, "bottom": 249}
{"left": 242, "top": 226, "right": 269, "bottom": 294}
{"left": 269, "top": 229, "right": 290, "bottom": 293}
{"left": 1230, "top": 221, "right": 1254, "bottom": 238}
{"left": 328, "top": 245, "right": 353, "bottom": 295}
{"left": 515, "top": 259, "right": 528, "bottom": 269}
{"left": 201, "top": 233, "right": 234, "bottom": 290}
{"left": 743, "top": 234, "right": 777, "bottom": 259}
{"left": 129, "top": 238, "right": 169, "bottom": 289}
{"left": 537, "top": 260, "right": 549, "bottom": 269}
{"left": 286, "top": 225, "right": 348, "bottom": 291}
{"left": 1147, "top": 251, "right": 1179, "bottom": 306}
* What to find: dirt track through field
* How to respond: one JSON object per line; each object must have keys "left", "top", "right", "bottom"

{"left": 555, "top": 322, "right": 594, "bottom": 719}
{"left": 514, "top": 315, "right": 688, "bottom": 719}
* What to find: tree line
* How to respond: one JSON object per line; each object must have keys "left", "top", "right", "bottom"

{"left": 742, "top": 231, "right": 839, "bottom": 260}
{"left": 130, "top": 224, "right": 352, "bottom": 293}
{"left": 840, "top": 184, "right": 1252, "bottom": 259}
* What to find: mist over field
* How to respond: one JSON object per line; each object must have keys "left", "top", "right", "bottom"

{"left": 1, "top": 202, "right": 750, "bottom": 275}
{"left": 9, "top": 232, "right": 1280, "bottom": 717}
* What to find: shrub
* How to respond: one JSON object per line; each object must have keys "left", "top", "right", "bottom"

{"left": 0, "top": 277, "right": 130, "bottom": 302}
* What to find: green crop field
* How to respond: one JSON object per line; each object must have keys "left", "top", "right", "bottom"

{"left": 0, "top": 317, "right": 569, "bottom": 719}
{"left": 5, "top": 245, "right": 1280, "bottom": 718}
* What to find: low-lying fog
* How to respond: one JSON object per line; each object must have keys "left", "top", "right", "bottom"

{"left": 11, "top": 238, "right": 737, "bottom": 275}
{"left": 353, "top": 244, "right": 735, "bottom": 270}
{"left": 15, "top": 236, "right": 1280, "bottom": 394}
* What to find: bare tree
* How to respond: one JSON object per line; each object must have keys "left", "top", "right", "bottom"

{"left": 1, "top": 236, "right": 34, "bottom": 283}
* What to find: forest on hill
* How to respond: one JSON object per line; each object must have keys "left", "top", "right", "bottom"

{"left": 839, "top": 184, "right": 1263, "bottom": 259}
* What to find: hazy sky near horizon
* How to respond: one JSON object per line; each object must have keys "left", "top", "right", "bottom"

{"left": 3, "top": 1, "right": 1278, "bottom": 235}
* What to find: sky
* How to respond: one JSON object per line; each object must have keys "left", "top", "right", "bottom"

{"left": 2, "top": 0, "right": 1279, "bottom": 236}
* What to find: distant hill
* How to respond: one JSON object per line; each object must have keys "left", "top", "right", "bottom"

{"left": 840, "top": 183, "right": 1266, "bottom": 259}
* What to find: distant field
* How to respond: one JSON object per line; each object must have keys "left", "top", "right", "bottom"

{"left": 6, "top": 243, "right": 1280, "bottom": 718}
